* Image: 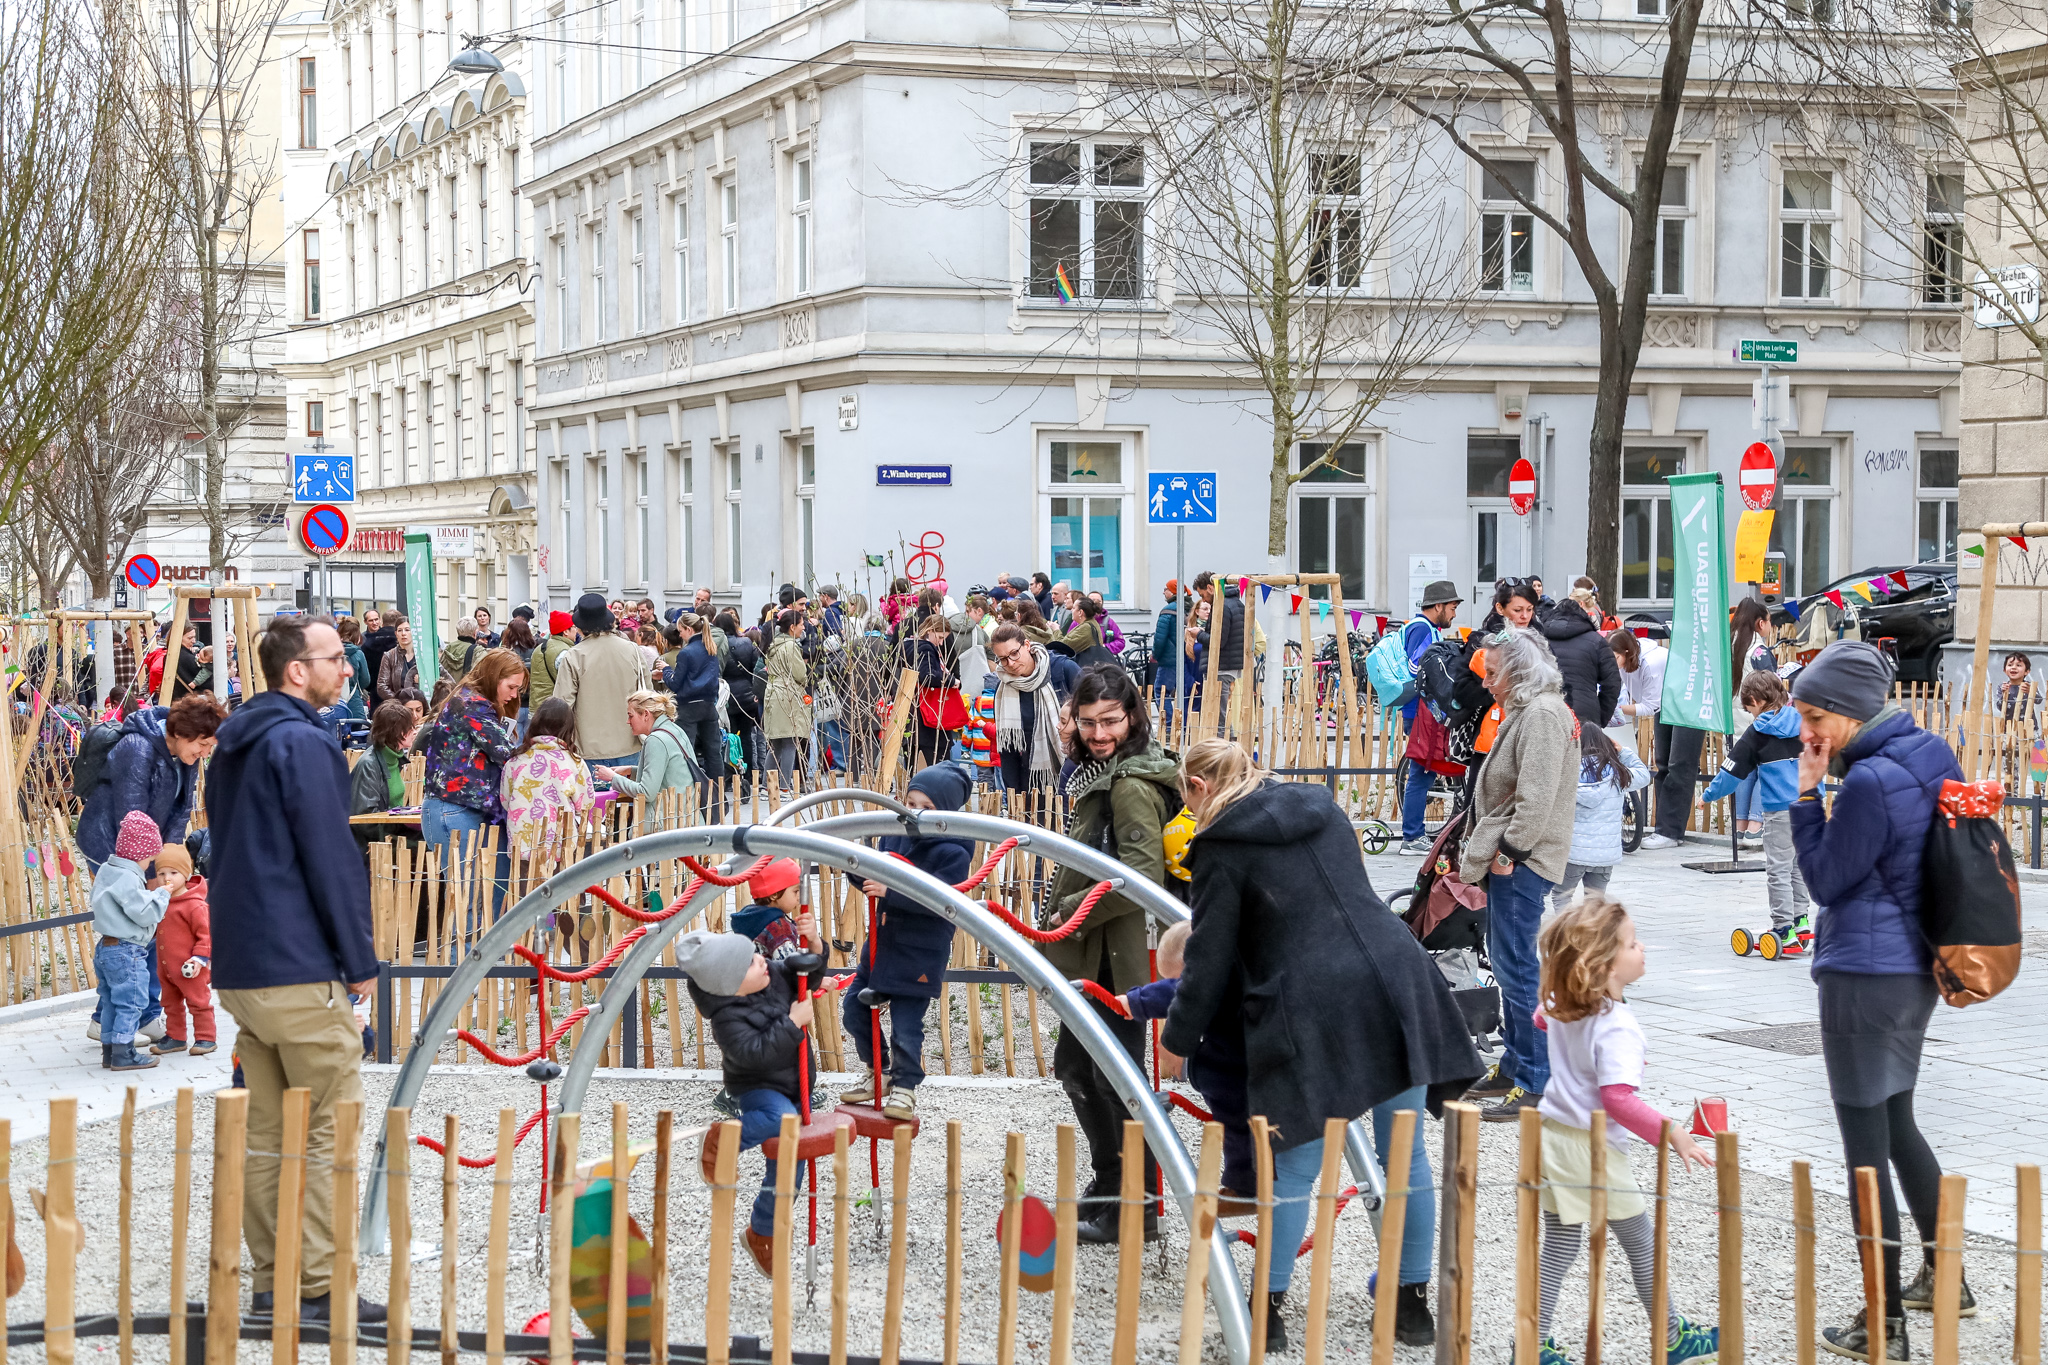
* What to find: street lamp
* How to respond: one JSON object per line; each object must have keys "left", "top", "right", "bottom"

{"left": 449, "top": 37, "right": 504, "bottom": 75}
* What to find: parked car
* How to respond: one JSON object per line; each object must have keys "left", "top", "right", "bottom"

{"left": 1785, "top": 560, "right": 1956, "bottom": 682}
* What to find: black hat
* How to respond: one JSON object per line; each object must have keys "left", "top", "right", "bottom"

{"left": 571, "top": 592, "right": 616, "bottom": 635}
{"left": 511, "top": 604, "right": 535, "bottom": 621}
{"left": 1418, "top": 580, "right": 1462, "bottom": 609}
{"left": 908, "top": 761, "right": 973, "bottom": 812}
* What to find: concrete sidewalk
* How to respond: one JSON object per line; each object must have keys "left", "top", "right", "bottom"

{"left": 0, "top": 988, "right": 238, "bottom": 1143}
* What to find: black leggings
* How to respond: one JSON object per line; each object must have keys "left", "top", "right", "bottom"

{"left": 1652, "top": 720, "right": 1706, "bottom": 839}
{"left": 1835, "top": 1089, "right": 1943, "bottom": 1313}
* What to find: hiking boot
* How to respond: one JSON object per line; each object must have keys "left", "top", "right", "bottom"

{"left": 152, "top": 1037, "right": 188, "bottom": 1055}
{"left": 1821, "top": 1307, "right": 1909, "bottom": 1361}
{"left": 1901, "top": 1259, "right": 1977, "bottom": 1316}
{"left": 1073, "top": 1198, "right": 1159, "bottom": 1245}
{"left": 743, "top": 1227, "right": 775, "bottom": 1279}
{"left": 299, "top": 1293, "right": 389, "bottom": 1325}
{"left": 881, "top": 1088, "right": 916, "bottom": 1121}
{"left": 107, "top": 1043, "right": 157, "bottom": 1072}
{"left": 1664, "top": 1315, "right": 1719, "bottom": 1364}
{"left": 1215, "top": 1188, "right": 1258, "bottom": 1219}
{"left": 711, "top": 1087, "right": 742, "bottom": 1119}
{"left": 1398, "top": 838, "right": 1432, "bottom": 856}
{"left": 1390, "top": 1281, "right": 1434, "bottom": 1346}
{"left": 1256, "top": 1292, "right": 1287, "bottom": 1354}
{"left": 190, "top": 1040, "right": 218, "bottom": 1056}
{"left": 101, "top": 1044, "right": 114, "bottom": 1070}
{"left": 1480, "top": 1086, "right": 1542, "bottom": 1122}
{"left": 839, "top": 1080, "right": 876, "bottom": 1106}
{"left": 1462, "top": 1064, "right": 1515, "bottom": 1102}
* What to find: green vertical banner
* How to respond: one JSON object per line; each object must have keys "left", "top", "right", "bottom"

{"left": 1664, "top": 472, "right": 1733, "bottom": 734}
{"left": 406, "top": 532, "right": 441, "bottom": 695}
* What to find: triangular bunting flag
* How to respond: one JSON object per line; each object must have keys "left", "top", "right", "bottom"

{"left": 1237, "top": 576, "right": 1250, "bottom": 597}
{"left": 1374, "top": 614, "right": 1387, "bottom": 633}
{"left": 1871, "top": 577, "right": 1890, "bottom": 596}
{"left": 1825, "top": 590, "right": 1845, "bottom": 609}
{"left": 1259, "top": 584, "right": 1271, "bottom": 604}
{"left": 1851, "top": 582, "right": 1872, "bottom": 601}
{"left": 1348, "top": 610, "right": 1364, "bottom": 629}
{"left": 1289, "top": 592, "right": 1304, "bottom": 613}
{"left": 1783, "top": 600, "right": 1802, "bottom": 622}
{"left": 1889, "top": 571, "right": 1909, "bottom": 590}
{"left": 2015, "top": 535, "right": 2031, "bottom": 552}
{"left": 1966, "top": 544, "right": 1986, "bottom": 557}
{"left": 1316, "top": 600, "right": 1331, "bottom": 620}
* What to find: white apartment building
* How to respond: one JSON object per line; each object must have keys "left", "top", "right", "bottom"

{"left": 278, "top": 0, "right": 538, "bottom": 630}
{"left": 516, "top": 0, "right": 1966, "bottom": 653}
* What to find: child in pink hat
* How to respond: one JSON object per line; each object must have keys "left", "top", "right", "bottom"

{"left": 89, "top": 811, "right": 180, "bottom": 1071}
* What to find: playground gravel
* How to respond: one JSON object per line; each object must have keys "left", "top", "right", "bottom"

{"left": 0, "top": 1066, "right": 2027, "bottom": 1363}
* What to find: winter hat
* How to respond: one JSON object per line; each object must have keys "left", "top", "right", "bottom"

{"left": 673, "top": 930, "right": 757, "bottom": 997}
{"left": 746, "top": 857, "right": 802, "bottom": 904}
{"left": 908, "top": 761, "right": 973, "bottom": 813}
{"left": 1790, "top": 641, "right": 1894, "bottom": 723}
{"left": 114, "top": 810, "right": 163, "bottom": 865}
{"left": 548, "top": 610, "right": 574, "bottom": 636}
{"left": 153, "top": 845, "right": 193, "bottom": 878}
{"left": 511, "top": 604, "right": 535, "bottom": 621}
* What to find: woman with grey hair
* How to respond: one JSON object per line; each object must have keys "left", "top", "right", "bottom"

{"left": 1457, "top": 627, "right": 1580, "bottom": 1122}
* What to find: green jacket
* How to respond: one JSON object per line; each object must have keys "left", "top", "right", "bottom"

{"left": 1041, "top": 742, "right": 1181, "bottom": 993}
{"left": 527, "top": 636, "right": 572, "bottom": 707}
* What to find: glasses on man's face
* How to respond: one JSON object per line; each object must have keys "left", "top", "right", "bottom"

{"left": 298, "top": 653, "right": 348, "bottom": 667}
{"left": 1075, "top": 712, "right": 1127, "bottom": 734}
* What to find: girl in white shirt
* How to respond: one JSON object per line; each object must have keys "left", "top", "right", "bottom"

{"left": 1530, "top": 895, "right": 1717, "bottom": 1365}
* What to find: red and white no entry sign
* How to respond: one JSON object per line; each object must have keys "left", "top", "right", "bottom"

{"left": 1739, "top": 442, "right": 1777, "bottom": 512}
{"left": 1508, "top": 457, "right": 1537, "bottom": 516}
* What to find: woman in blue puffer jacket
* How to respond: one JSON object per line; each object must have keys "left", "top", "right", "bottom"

{"left": 1789, "top": 641, "right": 1964, "bottom": 1360}
{"left": 77, "top": 695, "right": 228, "bottom": 872}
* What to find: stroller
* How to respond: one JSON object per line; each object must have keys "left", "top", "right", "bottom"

{"left": 1386, "top": 803, "right": 1503, "bottom": 1050}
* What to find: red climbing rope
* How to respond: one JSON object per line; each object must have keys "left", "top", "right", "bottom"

{"left": 1166, "top": 1091, "right": 1213, "bottom": 1123}
{"left": 681, "top": 854, "right": 774, "bottom": 887}
{"left": 455, "top": 1004, "right": 592, "bottom": 1067}
{"left": 510, "top": 931, "right": 645, "bottom": 984}
{"left": 1073, "top": 978, "right": 1132, "bottom": 1019}
{"left": 414, "top": 1106, "right": 549, "bottom": 1168}
{"left": 977, "top": 879, "right": 1115, "bottom": 944}
{"left": 954, "top": 837, "right": 1021, "bottom": 893}
{"left": 1233, "top": 1186, "right": 1361, "bottom": 1258}
{"left": 584, "top": 883, "right": 680, "bottom": 924}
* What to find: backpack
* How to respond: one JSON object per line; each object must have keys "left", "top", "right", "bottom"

{"left": 1365, "top": 621, "right": 1422, "bottom": 708}
{"left": 1919, "top": 778, "right": 2023, "bottom": 1007}
{"left": 71, "top": 722, "right": 124, "bottom": 804}
{"left": 1416, "top": 637, "right": 1477, "bottom": 720}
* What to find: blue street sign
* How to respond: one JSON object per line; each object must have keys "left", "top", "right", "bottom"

{"left": 293, "top": 453, "right": 356, "bottom": 504}
{"left": 1147, "top": 472, "right": 1217, "bottom": 524}
{"left": 875, "top": 463, "right": 952, "bottom": 487}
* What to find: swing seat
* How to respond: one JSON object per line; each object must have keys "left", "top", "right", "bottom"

{"left": 699, "top": 1109, "right": 857, "bottom": 1184}
{"left": 834, "top": 1101, "right": 922, "bottom": 1142}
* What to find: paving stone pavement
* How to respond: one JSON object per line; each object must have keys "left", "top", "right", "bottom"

{"left": 0, "top": 989, "right": 240, "bottom": 1143}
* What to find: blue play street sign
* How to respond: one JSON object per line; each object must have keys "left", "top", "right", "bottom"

{"left": 293, "top": 452, "right": 356, "bottom": 504}
{"left": 1147, "top": 471, "right": 1217, "bottom": 524}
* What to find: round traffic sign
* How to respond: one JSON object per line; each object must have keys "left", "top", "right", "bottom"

{"left": 299, "top": 503, "right": 351, "bottom": 557}
{"left": 1739, "top": 442, "right": 1777, "bottom": 512}
{"left": 123, "top": 554, "right": 160, "bottom": 590}
{"left": 1508, "top": 457, "right": 1537, "bottom": 516}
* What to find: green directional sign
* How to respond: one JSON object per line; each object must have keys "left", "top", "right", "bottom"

{"left": 1736, "top": 339, "right": 1798, "bottom": 364}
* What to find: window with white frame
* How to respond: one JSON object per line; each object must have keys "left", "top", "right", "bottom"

{"left": 797, "top": 442, "right": 816, "bottom": 583}
{"left": 374, "top": 391, "right": 388, "bottom": 484}
{"left": 1468, "top": 437, "right": 1524, "bottom": 593}
{"left": 791, "top": 155, "right": 813, "bottom": 295}
{"left": 341, "top": 44, "right": 352, "bottom": 128}
{"left": 1306, "top": 153, "right": 1364, "bottom": 290}
{"left": 1636, "top": 0, "right": 1668, "bottom": 15}
{"left": 634, "top": 455, "right": 651, "bottom": 584}
{"left": 1479, "top": 160, "right": 1536, "bottom": 293}
{"left": 1918, "top": 446, "right": 1959, "bottom": 562}
{"left": 1620, "top": 445, "right": 1686, "bottom": 604}
{"left": 302, "top": 229, "right": 321, "bottom": 318}
{"left": 1768, "top": 445, "right": 1836, "bottom": 597}
{"left": 556, "top": 459, "right": 572, "bottom": 573}
{"left": 475, "top": 162, "right": 490, "bottom": 267}
{"left": 1930, "top": 0, "right": 1970, "bottom": 22}
{"left": 452, "top": 368, "right": 466, "bottom": 473}
{"left": 396, "top": 386, "right": 410, "bottom": 481}
{"left": 589, "top": 222, "right": 608, "bottom": 341}
{"left": 1648, "top": 162, "right": 1692, "bottom": 298}
{"left": 1042, "top": 439, "right": 1129, "bottom": 602}
{"left": 349, "top": 396, "right": 361, "bottom": 463}
{"left": 631, "top": 0, "right": 648, "bottom": 88}
{"left": 553, "top": 236, "right": 568, "bottom": 348}
{"left": 1027, "top": 140, "right": 1145, "bottom": 303}
{"left": 298, "top": 59, "right": 318, "bottom": 147}
{"left": 485, "top": 367, "right": 500, "bottom": 472}
{"left": 445, "top": 173, "right": 460, "bottom": 280}
{"left": 419, "top": 189, "right": 434, "bottom": 289}
{"left": 508, "top": 358, "right": 524, "bottom": 469}
{"left": 184, "top": 453, "right": 203, "bottom": 502}
{"left": 369, "top": 211, "right": 382, "bottom": 302}
{"left": 1780, "top": 168, "right": 1836, "bottom": 302}
{"left": 724, "top": 0, "right": 737, "bottom": 46}
{"left": 724, "top": 446, "right": 743, "bottom": 584}
{"left": 509, "top": 151, "right": 521, "bottom": 257}
{"left": 675, "top": 450, "right": 695, "bottom": 585}
{"left": 1924, "top": 171, "right": 1963, "bottom": 304}
{"left": 552, "top": 9, "right": 569, "bottom": 125}
{"left": 672, "top": 193, "right": 690, "bottom": 322}
{"left": 419, "top": 379, "right": 433, "bottom": 477}
{"left": 630, "top": 209, "right": 647, "bottom": 333}
{"left": 1784, "top": 0, "right": 1835, "bottom": 22}
{"left": 345, "top": 224, "right": 358, "bottom": 311}
{"left": 307, "top": 401, "right": 324, "bottom": 441}
{"left": 413, "top": 0, "right": 425, "bottom": 93}
{"left": 596, "top": 457, "right": 613, "bottom": 580}
{"left": 1293, "top": 442, "right": 1369, "bottom": 601}
{"left": 719, "top": 179, "right": 738, "bottom": 312}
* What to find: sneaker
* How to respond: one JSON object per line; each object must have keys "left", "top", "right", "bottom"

{"left": 107, "top": 1043, "right": 158, "bottom": 1073}
{"left": 138, "top": 1016, "right": 167, "bottom": 1043}
{"left": 151, "top": 1037, "right": 188, "bottom": 1055}
{"left": 1639, "top": 834, "right": 1683, "bottom": 850}
{"left": 1480, "top": 1087, "right": 1542, "bottom": 1123}
{"left": 711, "top": 1087, "right": 742, "bottom": 1120}
{"left": 1821, "top": 1307, "right": 1909, "bottom": 1362}
{"left": 87, "top": 1018, "right": 101, "bottom": 1041}
{"left": 190, "top": 1040, "right": 218, "bottom": 1056}
{"left": 1257, "top": 1292, "right": 1288, "bottom": 1354}
{"left": 839, "top": 1080, "right": 876, "bottom": 1106}
{"left": 1901, "top": 1260, "right": 1977, "bottom": 1317}
{"left": 1398, "top": 839, "right": 1433, "bottom": 856}
{"left": 1539, "top": 1339, "right": 1574, "bottom": 1365}
{"left": 1462, "top": 1064, "right": 1515, "bottom": 1102}
{"left": 881, "top": 1088, "right": 916, "bottom": 1121}
{"left": 1665, "top": 1315, "right": 1719, "bottom": 1364}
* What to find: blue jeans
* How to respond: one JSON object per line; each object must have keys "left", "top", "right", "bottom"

{"left": 1735, "top": 771, "right": 1761, "bottom": 824}
{"left": 1486, "top": 862, "right": 1554, "bottom": 1096}
{"left": 735, "top": 1088, "right": 809, "bottom": 1236}
{"left": 422, "top": 797, "right": 510, "bottom": 924}
{"left": 1401, "top": 756, "right": 1435, "bottom": 842}
{"left": 842, "top": 986, "right": 929, "bottom": 1091}
{"left": 85, "top": 859, "right": 161, "bottom": 1032}
{"left": 814, "top": 719, "right": 848, "bottom": 773}
{"left": 94, "top": 941, "right": 153, "bottom": 1048}
{"left": 1372, "top": 1086, "right": 1437, "bottom": 1286}
{"left": 1266, "top": 1139, "right": 1328, "bottom": 1292}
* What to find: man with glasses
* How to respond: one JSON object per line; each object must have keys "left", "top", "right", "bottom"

{"left": 207, "top": 615, "right": 386, "bottom": 1327}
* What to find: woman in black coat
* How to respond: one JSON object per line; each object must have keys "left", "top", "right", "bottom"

{"left": 1539, "top": 594, "right": 1622, "bottom": 729}
{"left": 719, "top": 610, "right": 768, "bottom": 784}
{"left": 1163, "top": 739, "right": 1481, "bottom": 1350}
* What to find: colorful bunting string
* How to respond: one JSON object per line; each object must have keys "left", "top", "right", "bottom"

{"left": 1888, "top": 570, "right": 1909, "bottom": 590}
{"left": 1825, "top": 590, "right": 1845, "bottom": 609}
{"left": 1851, "top": 582, "right": 1873, "bottom": 601}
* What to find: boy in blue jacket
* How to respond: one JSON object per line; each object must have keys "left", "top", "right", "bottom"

{"left": 1703, "top": 669, "right": 1809, "bottom": 951}
{"left": 840, "top": 762, "right": 974, "bottom": 1122}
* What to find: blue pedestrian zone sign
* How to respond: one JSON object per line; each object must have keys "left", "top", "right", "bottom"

{"left": 1148, "top": 472, "right": 1217, "bottom": 524}
{"left": 293, "top": 453, "right": 356, "bottom": 503}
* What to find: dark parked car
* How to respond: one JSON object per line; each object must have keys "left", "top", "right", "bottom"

{"left": 1786, "top": 560, "right": 1956, "bottom": 682}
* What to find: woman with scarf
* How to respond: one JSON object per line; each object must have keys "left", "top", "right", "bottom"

{"left": 989, "top": 623, "right": 1079, "bottom": 790}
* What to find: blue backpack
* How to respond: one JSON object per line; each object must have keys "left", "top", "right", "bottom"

{"left": 1365, "top": 621, "right": 1427, "bottom": 709}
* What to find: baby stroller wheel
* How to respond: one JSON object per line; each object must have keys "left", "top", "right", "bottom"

{"left": 1362, "top": 820, "right": 1392, "bottom": 855}
{"left": 1730, "top": 927, "right": 1754, "bottom": 957}
{"left": 1758, "top": 931, "right": 1783, "bottom": 961}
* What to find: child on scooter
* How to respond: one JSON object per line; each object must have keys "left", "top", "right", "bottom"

{"left": 1703, "top": 670, "right": 1809, "bottom": 955}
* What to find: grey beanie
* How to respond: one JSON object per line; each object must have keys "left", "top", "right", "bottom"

{"left": 1790, "top": 641, "right": 1894, "bottom": 722}
{"left": 673, "top": 929, "right": 757, "bottom": 997}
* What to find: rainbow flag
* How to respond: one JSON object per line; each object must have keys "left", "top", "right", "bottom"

{"left": 1053, "top": 263, "right": 1077, "bottom": 303}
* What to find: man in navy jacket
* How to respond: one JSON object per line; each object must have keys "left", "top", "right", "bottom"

{"left": 209, "top": 616, "right": 384, "bottom": 1326}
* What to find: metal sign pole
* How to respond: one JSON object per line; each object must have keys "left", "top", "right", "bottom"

{"left": 1176, "top": 525, "right": 1186, "bottom": 727}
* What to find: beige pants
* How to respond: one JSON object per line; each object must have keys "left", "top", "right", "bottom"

{"left": 219, "top": 980, "right": 365, "bottom": 1298}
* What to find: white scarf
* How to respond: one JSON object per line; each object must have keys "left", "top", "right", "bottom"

{"left": 994, "top": 644, "right": 1063, "bottom": 783}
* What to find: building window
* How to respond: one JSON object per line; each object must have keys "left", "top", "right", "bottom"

{"left": 675, "top": 451, "right": 695, "bottom": 585}
{"left": 1918, "top": 447, "right": 1959, "bottom": 562}
{"left": 590, "top": 222, "right": 608, "bottom": 341}
{"left": 630, "top": 209, "right": 647, "bottom": 333}
{"left": 1306, "top": 153, "right": 1364, "bottom": 290}
{"left": 416, "top": 188, "right": 431, "bottom": 290}
{"left": 302, "top": 229, "right": 321, "bottom": 318}
{"left": 1924, "top": 172, "right": 1963, "bottom": 305}
{"left": 791, "top": 156, "right": 813, "bottom": 295}
{"left": 552, "top": 9, "right": 570, "bottom": 124}
{"left": 1619, "top": 445, "right": 1685, "bottom": 605}
{"left": 342, "top": 43, "right": 352, "bottom": 127}
{"left": 635, "top": 455, "right": 651, "bottom": 584}
{"left": 724, "top": 0, "right": 737, "bottom": 46}
{"left": 1027, "top": 140, "right": 1145, "bottom": 303}
{"left": 672, "top": 194, "right": 689, "bottom": 322}
{"left": 553, "top": 237, "right": 568, "bottom": 349}
{"left": 345, "top": 224, "right": 358, "bottom": 311}
{"left": 397, "top": 386, "right": 411, "bottom": 481}
{"left": 1769, "top": 445, "right": 1836, "bottom": 597}
{"left": 1293, "top": 443, "right": 1369, "bottom": 602}
{"left": 306, "top": 401, "right": 325, "bottom": 439}
{"left": 597, "top": 457, "right": 613, "bottom": 581}
{"left": 1650, "top": 163, "right": 1691, "bottom": 298}
{"left": 797, "top": 441, "right": 816, "bottom": 583}
{"left": 184, "top": 455, "right": 204, "bottom": 502}
{"left": 509, "top": 358, "right": 524, "bottom": 469}
{"left": 443, "top": 173, "right": 458, "bottom": 279}
{"left": 1480, "top": 160, "right": 1536, "bottom": 294}
{"left": 509, "top": 151, "right": 521, "bottom": 258}
{"left": 1930, "top": 0, "right": 1971, "bottom": 21}
{"left": 1467, "top": 436, "right": 1526, "bottom": 593}
{"left": 632, "top": 0, "right": 648, "bottom": 88}
{"left": 413, "top": 0, "right": 426, "bottom": 94}
{"left": 1042, "top": 438, "right": 1129, "bottom": 603}
{"left": 452, "top": 370, "right": 466, "bottom": 473}
{"left": 297, "top": 58, "right": 317, "bottom": 147}
{"left": 369, "top": 211, "right": 382, "bottom": 303}
{"left": 419, "top": 379, "right": 434, "bottom": 476}
{"left": 720, "top": 179, "right": 738, "bottom": 313}
{"left": 373, "top": 392, "right": 388, "bottom": 484}
{"left": 1784, "top": 0, "right": 1835, "bottom": 22}
{"left": 475, "top": 162, "right": 490, "bottom": 267}
{"left": 484, "top": 368, "right": 499, "bottom": 472}
{"left": 557, "top": 459, "right": 572, "bottom": 575}
{"left": 725, "top": 446, "right": 743, "bottom": 585}
{"left": 1780, "top": 168, "right": 1835, "bottom": 302}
